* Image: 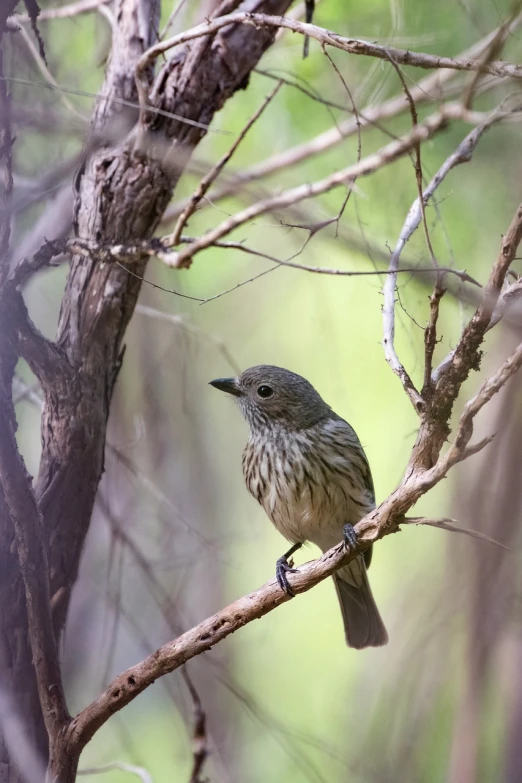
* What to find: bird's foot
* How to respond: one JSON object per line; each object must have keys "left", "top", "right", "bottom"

{"left": 276, "top": 543, "right": 302, "bottom": 597}
{"left": 342, "top": 523, "right": 359, "bottom": 552}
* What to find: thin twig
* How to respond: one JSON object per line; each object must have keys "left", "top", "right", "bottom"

{"left": 166, "top": 105, "right": 478, "bottom": 269}
{"left": 78, "top": 762, "right": 153, "bottom": 783}
{"left": 135, "top": 11, "right": 522, "bottom": 111}
{"left": 461, "top": 3, "right": 521, "bottom": 109}
{"left": 166, "top": 80, "right": 283, "bottom": 247}
{"left": 160, "top": 15, "right": 522, "bottom": 225}
{"left": 403, "top": 517, "right": 510, "bottom": 550}
{"left": 382, "top": 111, "right": 505, "bottom": 410}
{"left": 12, "top": 0, "right": 110, "bottom": 21}
{"left": 322, "top": 49, "right": 362, "bottom": 234}
{"left": 15, "top": 24, "right": 88, "bottom": 121}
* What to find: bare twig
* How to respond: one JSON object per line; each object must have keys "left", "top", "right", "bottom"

{"left": 382, "top": 112, "right": 505, "bottom": 410}
{"left": 15, "top": 23, "right": 88, "bottom": 121}
{"left": 403, "top": 517, "right": 510, "bottom": 551}
{"left": 136, "top": 12, "right": 522, "bottom": 111}
{"left": 321, "top": 49, "right": 361, "bottom": 232}
{"left": 422, "top": 288, "right": 446, "bottom": 395}
{"left": 11, "top": 0, "right": 110, "bottom": 21}
{"left": 166, "top": 80, "right": 282, "bottom": 247}
{"left": 461, "top": 4, "right": 521, "bottom": 109}
{"left": 78, "top": 762, "right": 153, "bottom": 783}
{"left": 160, "top": 0, "right": 189, "bottom": 39}
{"left": 161, "top": 15, "right": 522, "bottom": 225}
{"left": 165, "top": 105, "right": 478, "bottom": 269}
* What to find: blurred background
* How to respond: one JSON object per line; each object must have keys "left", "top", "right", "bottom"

{"left": 7, "top": 0, "right": 522, "bottom": 780}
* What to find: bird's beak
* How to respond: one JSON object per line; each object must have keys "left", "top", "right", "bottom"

{"left": 209, "top": 377, "right": 243, "bottom": 397}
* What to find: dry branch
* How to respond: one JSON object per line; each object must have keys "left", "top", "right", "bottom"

{"left": 382, "top": 112, "right": 506, "bottom": 410}
{"left": 4, "top": 2, "right": 522, "bottom": 780}
{"left": 167, "top": 79, "right": 282, "bottom": 247}
{"left": 11, "top": 0, "right": 110, "bottom": 22}
{"left": 161, "top": 14, "right": 522, "bottom": 224}
{"left": 163, "top": 104, "right": 479, "bottom": 268}
{"left": 136, "top": 11, "right": 522, "bottom": 112}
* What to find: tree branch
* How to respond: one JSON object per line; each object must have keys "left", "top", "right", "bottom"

{"left": 166, "top": 79, "right": 282, "bottom": 247}
{"left": 382, "top": 111, "right": 505, "bottom": 410}
{"left": 136, "top": 11, "right": 522, "bottom": 112}
{"left": 160, "top": 14, "right": 522, "bottom": 225}
{"left": 165, "top": 104, "right": 481, "bottom": 269}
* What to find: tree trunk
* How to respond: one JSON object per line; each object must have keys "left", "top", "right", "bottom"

{"left": 1, "top": 0, "right": 292, "bottom": 780}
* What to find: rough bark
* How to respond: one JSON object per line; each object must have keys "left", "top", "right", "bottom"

{"left": 0, "top": 5, "right": 51, "bottom": 778}
{"left": 38, "top": 0, "right": 292, "bottom": 641}
{"left": 1, "top": 0, "right": 292, "bottom": 780}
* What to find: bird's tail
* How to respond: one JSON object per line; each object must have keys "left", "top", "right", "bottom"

{"left": 333, "top": 559, "right": 388, "bottom": 649}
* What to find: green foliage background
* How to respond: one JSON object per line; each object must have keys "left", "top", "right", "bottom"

{"left": 11, "top": 0, "right": 522, "bottom": 780}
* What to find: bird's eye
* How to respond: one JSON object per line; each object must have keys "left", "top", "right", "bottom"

{"left": 257, "top": 385, "right": 273, "bottom": 399}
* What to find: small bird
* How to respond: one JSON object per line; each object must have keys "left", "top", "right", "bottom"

{"left": 210, "top": 365, "right": 388, "bottom": 649}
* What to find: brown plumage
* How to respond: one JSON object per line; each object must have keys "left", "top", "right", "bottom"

{"left": 210, "top": 365, "right": 388, "bottom": 649}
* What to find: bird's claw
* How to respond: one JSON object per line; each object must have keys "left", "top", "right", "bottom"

{"left": 343, "top": 522, "right": 359, "bottom": 552}
{"left": 276, "top": 555, "right": 299, "bottom": 597}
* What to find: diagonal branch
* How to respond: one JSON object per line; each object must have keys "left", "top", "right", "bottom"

{"left": 135, "top": 11, "right": 522, "bottom": 111}
{"left": 0, "top": 309, "right": 69, "bottom": 756}
{"left": 63, "top": 320, "right": 522, "bottom": 755}
{"left": 165, "top": 104, "right": 481, "bottom": 269}
{"left": 166, "top": 79, "right": 283, "bottom": 247}
{"left": 160, "top": 14, "right": 522, "bottom": 225}
{"left": 382, "top": 111, "right": 506, "bottom": 411}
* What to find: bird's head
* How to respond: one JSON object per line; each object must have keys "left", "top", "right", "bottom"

{"left": 210, "top": 365, "right": 331, "bottom": 431}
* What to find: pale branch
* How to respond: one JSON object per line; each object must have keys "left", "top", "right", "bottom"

{"left": 8, "top": 235, "right": 481, "bottom": 301}
{"left": 167, "top": 80, "right": 283, "bottom": 247}
{"left": 135, "top": 11, "right": 522, "bottom": 112}
{"left": 77, "top": 763, "right": 153, "bottom": 783}
{"left": 383, "top": 50, "right": 445, "bottom": 395}
{"left": 402, "top": 517, "right": 510, "bottom": 550}
{"left": 63, "top": 391, "right": 518, "bottom": 757}
{"left": 11, "top": 0, "right": 111, "bottom": 22}
{"left": 15, "top": 22, "right": 89, "bottom": 122}
{"left": 160, "top": 15, "right": 522, "bottom": 225}
{"left": 382, "top": 111, "right": 505, "bottom": 411}
{"left": 461, "top": 3, "right": 521, "bottom": 110}
{"left": 160, "top": 78, "right": 461, "bottom": 225}
{"left": 60, "top": 313, "right": 522, "bottom": 753}
{"left": 488, "top": 277, "right": 522, "bottom": 331}
{"left": 165, "top": 104, "right": 480, "bottom": 269}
